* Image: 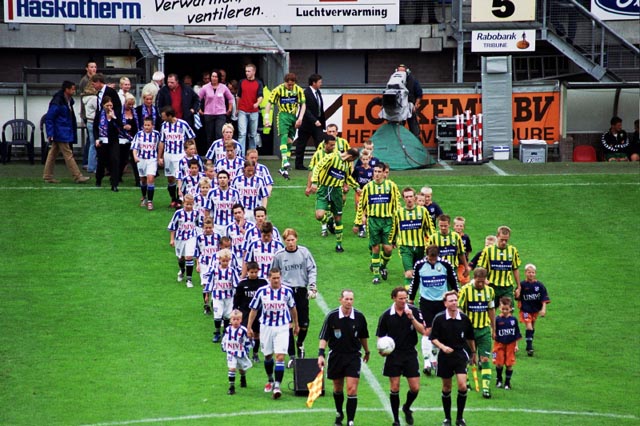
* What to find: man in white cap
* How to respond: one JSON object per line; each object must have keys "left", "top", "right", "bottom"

{"left": 142, "top": 71, "right": 165, "bottom": 105}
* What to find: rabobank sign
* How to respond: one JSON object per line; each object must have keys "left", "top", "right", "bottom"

{"left": 4, "top": 0, "right": 400, "bottom": 25}
{"left": 5, "top": 0, "right": 142, "bottom": 22}
{"left": 591, "top": 0, "right": 639, "bottom": 20}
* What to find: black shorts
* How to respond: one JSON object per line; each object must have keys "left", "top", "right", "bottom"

{"left": 383, "top": 350, "right": 420, "bottom": 378}
{"left": 420, "top": 298, "right": 445, "bottom": 328}
{"left": 437, "top": 349, "right": 470, "bottom": 379}
{"left": 327, "top": 351, "right": 362, "bottom": 380}
{"left": 291, "top": 287, "right": 310, "bottom": 328}
{"left": 241, "top": 312, "right": 260, "bottom": 334}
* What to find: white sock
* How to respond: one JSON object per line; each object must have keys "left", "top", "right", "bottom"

{"left": 422, "top": 336, "right": 433, "bottom": 365}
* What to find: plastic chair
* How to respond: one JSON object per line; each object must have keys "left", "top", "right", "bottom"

{"left": 572, "top": 145, "right": 597, "bottom": 162}
{"left": 1, "top": 119, "right": 36, "bottom": 164}
{"left": 40, "top": 114, "right": 50, "bottom": 164}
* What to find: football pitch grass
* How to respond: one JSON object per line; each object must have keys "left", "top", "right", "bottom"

{"left": 1, "top": 159, "right": 639, "bottom": 426}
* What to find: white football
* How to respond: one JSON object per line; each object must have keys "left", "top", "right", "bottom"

{"left": 377, "top": 336, "right": 396, "bottom": 356}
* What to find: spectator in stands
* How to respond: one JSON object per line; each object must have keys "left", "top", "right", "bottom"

{"left": 117, "top": 77, "right": 131, "bottom": 106}
{"left": 601, "top": 116, "right": 630, "bottom": 162}
{"left": 237, "top": 64, "right": 264, "bottom": 154}
{"left": 78, "top": 60, "right": 97, "bottom": 94}
{"left": 81, "top": 84, "right": 98, "bottom": 174}
{"left": 142, "top": 71, "right": 165, "bottom": 105}
{"left": 157, "top": 73, "right": 200, "bottom": 132}
{"left": 199, "top": 69, "right": 234, "bottom": 145}
{"left": 43, "top": 81, "right": 90, "bottom": 184}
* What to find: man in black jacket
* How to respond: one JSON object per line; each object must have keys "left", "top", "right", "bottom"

{"left": 294, "top": 74, "right": 326, "bottom": 170}
{"left": 157, "top": 73, "right": 200, "bottom": 131}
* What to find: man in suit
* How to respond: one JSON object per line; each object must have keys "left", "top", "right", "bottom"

{"left": 294, "top": 74, "right": 326, "bottom": 170}
{"left": 157, "top": 73, "right": 200, "bottom": 131}
{"left": 91, "top": 73, "right": 122, "bottom": 141}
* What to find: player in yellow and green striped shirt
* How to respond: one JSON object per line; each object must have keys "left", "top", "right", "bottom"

{"left": 310, "top": 148, "right": 360, "bottom": 252}
{"left": 354, "top": 163, "right": 400, "bottom": 284}
{"left": 390, "top": 187, "right": 435, "bottom": 288}
{"left": 428, "top": 214, "right": 470, "bottom": 279}
{"left": 264, "top": 73, "right": 306, "bottom": 178}
{"left": 458, "top": 268, "right": 496, "bottom": 399}
{"left": 477, "top": 225, "right": 522, "bottom": 306}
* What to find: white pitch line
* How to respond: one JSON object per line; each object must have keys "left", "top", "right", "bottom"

{"left": 313, "top": 291, "right": 393, "bottom": 419}
{"left": 486, "top": 161, "right": 509, "bottom": 176}
{"left": 79, "top": 406, "right": 638, "bottom": 426}
{"left": 437, "top": 160, "right": 453, "bottom": 171}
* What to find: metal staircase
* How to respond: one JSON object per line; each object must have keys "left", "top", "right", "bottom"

{"left": 540, "top": 0, "right": 640, "bottom": 82}
{"left": 452, "top": 0, "right": 639, "bottom": 82}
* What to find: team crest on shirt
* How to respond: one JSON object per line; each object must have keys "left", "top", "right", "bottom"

{"left": 334, "top": 328, "right": 342, "bottom": 339}
{"left": 436, "top": 265, "right": 443, "bottom": 273}
{"left": 460, "top": 331, "right": 465, "bottom": 339}
{"left": 534, "top": 286, "right": 539, "bottom": 291}
{"left": 510, "top": 320, "right": 515, "bottom": 326}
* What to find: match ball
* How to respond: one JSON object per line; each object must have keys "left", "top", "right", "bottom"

{"left": 377, "top": 336, "right": 395, "bottom": 356}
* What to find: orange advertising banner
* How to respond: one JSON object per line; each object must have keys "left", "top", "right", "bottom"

{"left": 341, "top": 92, "right": 560, "bottom": 148}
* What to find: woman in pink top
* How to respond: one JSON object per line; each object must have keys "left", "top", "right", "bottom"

{"left": 198, "top": 69, "right": 234, "bottom": 147}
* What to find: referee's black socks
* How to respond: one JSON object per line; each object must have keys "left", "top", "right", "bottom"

{"left": 457, "top": 390, "right": 468, "bottom": 420}
{"left": 346, "top": 394, "right": 357, "bottom": 422}
{"left": 405, "top": 389, "right": 418, "bottom": 409}
{"left": 390, "top": 391, "right": 400, "bottom": 421}
{"left": 333, "top": 391, "right": 344, "bottom": 415}
{"left": 441, "top": 390, "right": 452, "bottom": 420}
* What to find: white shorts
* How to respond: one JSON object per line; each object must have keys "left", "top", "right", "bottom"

{"left": 260, "top": 324, "right": 289, "bottom": 356}
{"left": 137, "top": 159, "right": 158, "bottom": 177}
{"left": 214, "top": 224, "right": 227, "bottom": 238}
{"left": 164, "top": 153, "right": 182, "bottom": 177}
{"left": 174, "top": 238, "right": 196, "bottom": 258}
{"left": 199, "top": 262, "right": 213, "bottom": 287}
{"left": 227, "top": 354, "right": 253, "bottom": 371}
{"left": 212, "top": 297, "right": 234, "bottom": 320}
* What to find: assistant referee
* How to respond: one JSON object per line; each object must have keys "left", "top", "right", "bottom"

{"left": 318, "top": 289, "right": 370, "bottom": 426}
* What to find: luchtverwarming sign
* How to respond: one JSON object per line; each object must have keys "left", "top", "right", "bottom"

{"left": 4, "top": 0, "right": 399, "bottom": 25}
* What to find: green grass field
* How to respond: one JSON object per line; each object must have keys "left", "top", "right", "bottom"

{"left": 1, "top": 159, "right": 639, "bottom": 426}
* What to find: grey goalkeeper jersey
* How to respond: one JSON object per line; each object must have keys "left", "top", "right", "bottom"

{"left": 271, "top": 246, "right": 317, "bottom": 289}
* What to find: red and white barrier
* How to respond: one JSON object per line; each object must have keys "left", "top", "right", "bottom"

{"left": 455, "top": 110, "right": 482, "bottom": 162}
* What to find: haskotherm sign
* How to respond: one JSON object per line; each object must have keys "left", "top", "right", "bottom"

{"left": 4, "top": 0, "right": 399, "bottom": 25}
{"left": 471, "top": 30, "right": 536, "bottom": 53}
{"left": 590, "top": 0, "right": 640, "bottom": 20}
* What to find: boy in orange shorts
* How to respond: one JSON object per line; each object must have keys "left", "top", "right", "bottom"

{"left": 517, "top": 263, "right": 551, "bottom": 356}
{"left": 492, "top": 297, "right": 522, "bottom": 390}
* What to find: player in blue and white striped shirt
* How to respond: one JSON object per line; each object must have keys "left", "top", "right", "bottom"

{"left": 168, "top": 194, "right": 203, "bottom": 288}
{"left": 231, "top": 160, "right": 270, "bottom": 223}
{"left": 242, "top": 222, "right": 284, "bottom": 280}
{"left": 247, "top": 268, "right": 298, "bottom": 399}
{"left": 246, "top": 149, "right": 274, "bottom": 196}
{"left": 205, "top": 123, "right": 243, "bottom": 163}
{"left": 206, "top": 249, "right": 239, "bottom": 343}
{"left": 242, "top": 206, "right": 281, "bottom": 255}
{"left": 177, "top": 159, "right": 205, "bottom": 200}
{"left": 177, "top": 140, "right": 204, "bottom": 180}
{"left": 215, "top": 141, "right": 245, "bottom": 181}
{"left": 131, "top": 117, "right": 163, "bottom": 210}
{"left": 206, "top": 170, "right": 240, "bottom": 237}
{"left": 160, "top": 106, "right": 196, "bottom": 208}
{"left": 226, "top": 204, "right": 256, "bottom": 271}
{"left": 195, "top": 218, "right": 218, "bottom": 314}
{"left": 193, "top": 179, "right": 212, "bottom": 221}
{"left": 222, "top": 309, "right": 253, "bottom": 395}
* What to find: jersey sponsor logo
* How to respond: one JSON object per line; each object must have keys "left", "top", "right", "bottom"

{"left": 369, "top": 193, "right": 391, "bottom": 204}
{"left": 263, "top": 301, "right": 287, "bottom": 311}
{"left": 420, "top": 275, "right": 446, "bottom": 288}
{"left": 280, "top": 95, "right": 298, "bottom": 105}
{"left": 439, "top": 246, "right": 456, "bottom": 257}
{"left": 489, "top": 259, "right": 513, "bottom": 271}
{"left": 467, "top": 301, "right": 488, "bottom": 312}
{"left": 328, "top": 166, "right": 346, "bottom": 180}
{"left": 399, "top": 219, "right": 423, "bottom": 231}
{"left": 498, "top": 328, "right": 517, "bottom": 336}
{"left": 521, "top": 293, "right": 541, "bottom": 301}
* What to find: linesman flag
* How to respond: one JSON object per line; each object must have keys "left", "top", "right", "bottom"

{"left": 306, "top": 368, "right": 324, "bottom": 408}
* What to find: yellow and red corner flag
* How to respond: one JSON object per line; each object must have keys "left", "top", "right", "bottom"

{"left": 306, "top": 368, "right": 324, "bottom": 408}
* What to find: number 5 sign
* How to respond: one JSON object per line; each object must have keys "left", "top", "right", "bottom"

{"left": 471, "top": 0, "right": 536, "bottom": 22}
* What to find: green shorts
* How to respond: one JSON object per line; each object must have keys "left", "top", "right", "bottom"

{"left": 399, "top": 246, "right": 425, "bottom": 272}
{"left": 277, "top": 112, "right": 297, "bottom": 145}
{"left": 490, "top": 284, "right": 514, "bottom": 307}
{"left": 474, "top": 326, "right": 492, "bottom": 359}
{"left": 368, "top": 217, "right": 393, "bottom": 247}
{"left": 315, "top": 185, "right": 344, "bottom": 216}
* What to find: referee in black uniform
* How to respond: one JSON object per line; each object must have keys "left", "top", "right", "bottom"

{"left": 376, "top": 286, "right": 426, "bottom": 426}
{"left": 318, "top": 290, "right": 370, "bottom": 426}
{"left": 430, "top": 290, "right": 477, "bottom": 426}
